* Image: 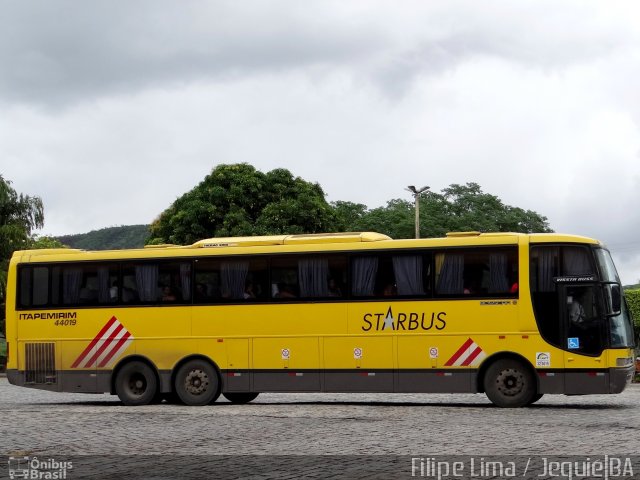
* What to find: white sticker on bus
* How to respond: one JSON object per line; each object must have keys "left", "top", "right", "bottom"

{"left": 536, "top": 352, "right": 551, "bottom": 367}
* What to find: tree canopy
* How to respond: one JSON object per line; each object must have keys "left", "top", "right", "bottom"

{"left": 149, "top": 165, "right": 551, "bottom": 246}
{"left": 0, "top": 175, "right": 45, "bottom": 303}
{"left": 334, "top": 182, "right": 552, "bottom": 239}
{"left": 148, "top": 164, "right": 339, "bottom": 245}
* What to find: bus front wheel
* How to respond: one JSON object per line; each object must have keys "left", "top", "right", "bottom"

{"left": 174, "top": 359, "right": 220, "bottom": 406}
{"left": 483, "top": 358, "right": 536, "bottom": 408}
{"left": 115, "top": 361, "right": 158, "bottom": 406}
{"left": 223, "top": 392, "right": 260, "bottom": 404}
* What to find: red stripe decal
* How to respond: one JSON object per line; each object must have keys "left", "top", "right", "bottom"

{"left": 98, "top": 331, "right": 131, "bottom": 368}
{"left": 71, "top": 316, "right": 118, "bottom": 368}
{"left": 83, "top": 324, "right": 124, "bottom": 368}
{"left": 444, "top": 338, "right": 474, "bottom": 366}
{"left": 461, "top": 346, "right": 483, "bottom": 366}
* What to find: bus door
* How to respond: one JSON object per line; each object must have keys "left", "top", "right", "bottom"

{"left": 559, "top": 283, "right": 607, "bottom": 392}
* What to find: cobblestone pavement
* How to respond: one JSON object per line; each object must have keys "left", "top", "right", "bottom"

{"left": 1, "top": 378, "right": 639, "bottom": 478}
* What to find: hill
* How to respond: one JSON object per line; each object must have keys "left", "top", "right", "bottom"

{"left": 57, "top": 225, "right": 150, "bottom": 250}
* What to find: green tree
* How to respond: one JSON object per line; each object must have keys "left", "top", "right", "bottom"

{"left": 0, "top": 175, "right": 44, "bottom": 303}
{"left": 28, "top": 235, "right": 67, "bottom": 249}
{"left": 353, "top": 199, "right": 416, "bottom": 239}
{"left": 330, "top": 201, "right": 368, "bottom": 231}
{"left": 341, "top": 183, "right": 552, "bottom": 239}
{"left": 625, "top": 289, "right": 640, "bottom": 329}
{"left": 148, "top": 164, "right": 339, "bottom": 245}
{"left": 436, "top": 183, "right": 552, "bottom": 235}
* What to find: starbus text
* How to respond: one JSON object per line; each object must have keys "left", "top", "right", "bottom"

{"left": 362, "top": 307, "right": 446, "bottom": 331}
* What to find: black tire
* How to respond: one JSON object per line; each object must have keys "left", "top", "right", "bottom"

{"left": 174, "top": 359, "right": 220, "bottom": 406}
{"left": 483, "top": 358, "right": 536, "bottom": 408}
{"left": 115, "top": 361, "right": 158, "bottom": 406}
{"left": 222, "top": 392, "right": 260, "bottom": 404}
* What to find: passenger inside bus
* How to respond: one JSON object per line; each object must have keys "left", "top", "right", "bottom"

{"left": 244, "top": 282, "right": 256, "bottom": 299}
{"left": 328, "top": 278, "right": 342, "bottom": 297}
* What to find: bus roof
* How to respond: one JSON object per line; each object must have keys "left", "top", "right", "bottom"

{"left": 10, "top": 231, "right": 601, "bottom": 263}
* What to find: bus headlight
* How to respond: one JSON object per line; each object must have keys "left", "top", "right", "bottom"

{"left": 616, "top": 357, "right": 633, "bottom": 367}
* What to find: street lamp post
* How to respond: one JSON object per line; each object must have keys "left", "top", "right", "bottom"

{"left": 406, "top": 185, "right": 430, "bottom": 239}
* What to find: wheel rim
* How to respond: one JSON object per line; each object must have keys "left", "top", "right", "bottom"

{"left": 184, "top": 368, "right": 210, "bottom": 396}
{"left": 495, "top": 368, "right": 525, "bottom": 397}
{"left": 128, "top": 373, "right": 147, "bottom": 396}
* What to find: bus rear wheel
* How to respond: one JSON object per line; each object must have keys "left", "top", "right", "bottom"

{"left": 174, "top": 359, "right": 220, "bottom": 406}
{"left": 223, "top": 392, "right": 259, "bottom": 404}
{"left": 115, "top": 361, "right": 158, "bottom": 406}
{"left": 483, "top": 358, "right": 536, "bottom": 408}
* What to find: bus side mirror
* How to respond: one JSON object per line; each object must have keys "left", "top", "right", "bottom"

{"left": 605, "top": 284, "right": 622, "bottom": 317}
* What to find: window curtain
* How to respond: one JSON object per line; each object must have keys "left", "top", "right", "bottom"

{"left": 221, "top": 261, "right": 249, "bottom": 299}
{"left": 298, "top": 258, "right": 330, "bottom": 297}
{"left": 563, "top": 247, "right": 592, "bottom": 275}
{"left": 180, "top": 263, "right": 191, "bottom": 301}
{"left": 436, "top": 253, "right": 464, "bottom": 295}
{"left": 488, "top": 253, "right": 510, "bottom": 293}
{"left": 136, "top": 265, "right": 159, "bottom": 301}
{"left": 536, "top": 247, "right": 558, "bottom": 292}
{"left": 352, "top": 257, "right": 378, "bottom": 296}
{"left": 62, "top": 267, "right": 83, "bottom": 304}
{"left": 97, "top": 267, "right": 111, "bottom": 303}
{"left": 392, "top": 256, "right": 424, "bottom": 295}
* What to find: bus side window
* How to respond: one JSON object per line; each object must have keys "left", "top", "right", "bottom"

{"left": 18, "top": 266, "right": 49, "bottom": 308}
{"left": 436, "top": 248, "right": 517, "bottom": 297}
{"left": 351, "top": 253, "right": 430, "bottom": 299}
{"left": 195, "top": 257, "right": 268, "bottom": 303}
{"left": 18, "top": 267, "right": 33, "bottom": 308}
{"left": 120, "top": 271, "right": 140, "bottom": 303}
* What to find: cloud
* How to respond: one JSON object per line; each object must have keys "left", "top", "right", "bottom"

{"left": 3, "top": 1, "right": 640, "bottom": 107}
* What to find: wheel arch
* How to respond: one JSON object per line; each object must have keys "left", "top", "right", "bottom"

{"left": 110, "top": 355, "right": 160, "bottom": 395}
{"left": 476, "top": 351, "right": 539, "bottom": 394}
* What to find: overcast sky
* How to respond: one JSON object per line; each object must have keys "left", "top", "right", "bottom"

{"left": 1, "top": 1, "right": 640, "bottom": 283}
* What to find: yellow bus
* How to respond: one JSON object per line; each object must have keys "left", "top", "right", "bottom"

{"left": 4, "top": 231, "right": 636, "bottom": 407}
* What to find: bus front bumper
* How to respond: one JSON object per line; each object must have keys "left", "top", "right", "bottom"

{"left": 610, "top": 364, "right": 635, "bottom": 394}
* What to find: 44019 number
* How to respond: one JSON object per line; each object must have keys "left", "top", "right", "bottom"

{"left": 54, "top": 319, "right": 77, "bottom": 326}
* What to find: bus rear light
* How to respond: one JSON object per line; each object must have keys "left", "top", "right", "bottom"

{"left": 587, "top": 372, "right": 605, "bottom": 377}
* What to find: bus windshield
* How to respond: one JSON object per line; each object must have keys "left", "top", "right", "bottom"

{"left": 595, "top": 248, "right": 635, "bottom": 348}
